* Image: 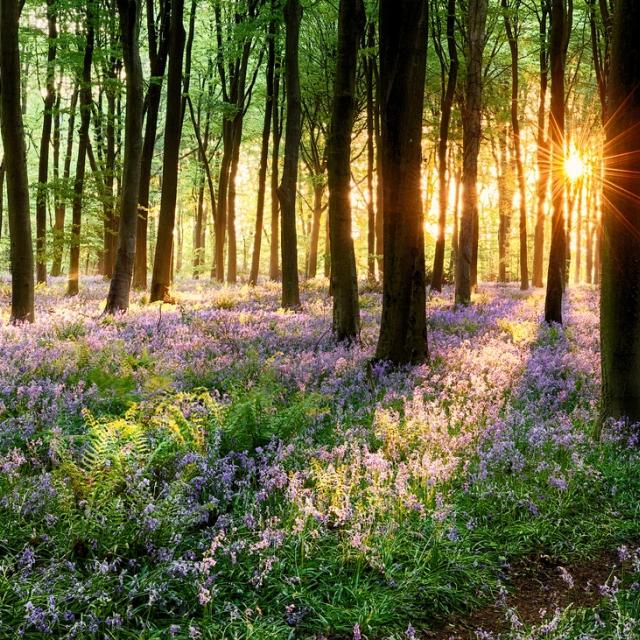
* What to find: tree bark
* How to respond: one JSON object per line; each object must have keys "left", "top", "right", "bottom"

{"left": 455, "top": 0, "right": 488, "bottom": 305}
{"left": 278, "top": 0, "right": 303, "bottom": 309}
{"left": 502, "top": 0, "right": 529, "bottom": 289}
{"left": 375, "top": 0, "right": 429, "bottom": 364}
{"left": 600, "top": 0, "right": 640, "bottom": 425}
{"left": 67, "top": 10, "right": 94, "bottom": 297}
{"left": 35, "top": 0, "right": 57, "bottom": 284}
{"left": 327, "top": 0, "right": 364, "bottom": 341}
{"left": 150, "top": 0, "right": 185, "bottom": 302}
{"left": 532, "top": 0, "right": 550, "bottom": 287}
{"left": 431, "top": 0, "right": 458, "bottom": 292}
{"left": 249, "top": 15, "right": 277, "bottom": 286}
{"left": 544, "top": 0, "right": 570, "bottom": 324}
{"left": 0, "top": 0, "right": 34, "bottom": 322}
{"left": 133, "top": 0, "right": 170, "bottom": 290}
{"left": 105, "top": 0, "right": 144, "bottom": 313}
{"left": 269, "top": 50, "right": 282, "bottom": 281}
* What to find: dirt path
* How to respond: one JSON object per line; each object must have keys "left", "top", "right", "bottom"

{"left": 425, "top": 547, "right": 632, "bottom": 639}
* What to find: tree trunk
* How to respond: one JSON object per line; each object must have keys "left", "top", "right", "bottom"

{"left": 249, "top": 15, "right": 276, "bottom": 286}
{"left": 277, "top": 0, "right": 303, "bottom": 309}
{"left": 67, "top": 12, "right": 94, "bottom": 297}
{"left": 601, "top": 0, "right": 640, "bottom": 425}
{"left": 306, "top": 181, "right": 324, "bottom": 279}
{"left": 502, "top": 0, "right": 529, "bottom": 290}
{"left": 0, "top": 0, "right": 34, "bottom": 322}
{"left": 365, "top": 21, "right": 376, "bottom": 283}
{"left": 327, "top": 0, "right": 364, "bottom": 341}
{"left": 543, "top": 0, "right": 569, "bottom": 324}
{"left": 134, "top": 0, "right": 170, "bottom": 290}
{"left": 105, "top": 0, "right": 144, "bottom": 313}
{"left": 431, "top": 0, "right": 458, "bottom": 293}
{"left": 455, "top": 0, "right": 488, "bottom": 305}
{"left": 375, "top": 0, "right": 429, "bottom": 364}
{"left": 532, "top": 0, "right": 550, "bottom": 287}
{"left": 150, "top": 0, "right": 185, "bottom": 302}
{"left": 269, "top": 51, "right": 282, "bottom": 281}
{"left": 35, "top": 0, "right": 57, "bottom": 285}
{"left": 496, "top": 125, "right": 513, "bottom": 283}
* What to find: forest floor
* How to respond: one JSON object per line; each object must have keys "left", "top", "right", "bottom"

{"left": 0, "top": 277, "right": 638, "bottom": 639}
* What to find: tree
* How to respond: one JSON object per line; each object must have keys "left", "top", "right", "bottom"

{"left": 532, "top": 0, "right": 550, "bottom": 288}
{"left": 502, "top": 0, "right": 528, "bottom": 290}
{"left": 543, "top": 0, "right": 571, "bottom": 324}
{"left": 375, "top": 0, "right": 429, "bottom": 364}
{"left": 600, "top": 0, "right": 640, "bottom": 425}
{"left": 35, "top": 0, "right": 58, "bottom": 285}
{"left": 133, "top": 0, "right": 170, "bottom": 290}
{"left": 105, "top": 0, "right": 144, "bottom": 313}
{"left": 150, "top": 0, "right": 185, "bottom": 303}
{"left": 455, "top": 0, "right": 489, "bottom": 305}
{"left": 327, "top": 0, "right": 364, "bottom": 341}
{"left": 67, "top": 7, "right": 95, "bottom": 297}
{"left": 0, "top": 0, "right": 34, "bottom": 322}
{"left": 278, "top": 0, "right": 303, "bottom": 309}
{"left": 250, "top": 10, "right": 277, "bottom": 286}
{"left": 431, "top": 0, "right": 459, "bottom": 293}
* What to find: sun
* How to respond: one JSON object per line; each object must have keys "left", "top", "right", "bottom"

{"left": 564, "top": 150, "right": 585, "bottom": 182}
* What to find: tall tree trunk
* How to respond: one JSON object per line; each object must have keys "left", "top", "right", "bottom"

{"left": 328, "top": 0, "right": 364, "bottom": 341}
{"left": 249, "top": 15, "right": 276, "bottom": 286}
{"left": 543, "top": 0, "right": 570, "bottom": 324}
{"left": 585, "top": 173, "right": 593, "bottom": 284}
{"left": 67, "top": 12, "right": 94, "bottom": 297}
{"left": 134, "top": 0, "right": 170, "bottom": 290}
{"left": 0, "top": 0, "right": 34, "bottom": 322}
{"left": 431, "top": 0, "right": 458, "bottom": 292}
{"left": 365, "top": 21, "right": 376, "bottom": 282}
{"left": 306, "top": 181, "right": 324, "bottom": 279}
{"left": 375, "top": 0, "right": 429, "bottom": 364}
{"left": 35, "top": 0, "right": 57, "bottom": 285}
{"left": 455, "top": 0, "right": 488, "bottom": 305}
{"left": 502, "top": 0, "right": 529, "bottom": 289}
{"left": 277, "top": 0, "right": 303, "bottom": 309}
{"left": 532, "top": 0, "right": 550, "bottom": 287}
{"left": 600, "top": 0, "right": 640, "bottom": 425}
{"left": 105, "top": 0, "right": 144, "bottom": 313}
{"left": 150, "top": 0, "right": 185, "bottom": 302}
{"left": 496, "top": 125, "right": 513, "bottom": 283}
{"left": 269, "top": 51, "right": 282, "bottom": 281}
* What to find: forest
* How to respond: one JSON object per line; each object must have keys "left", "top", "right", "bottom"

{"left": 0, "top": 0, "right": 640, "bottom": 637}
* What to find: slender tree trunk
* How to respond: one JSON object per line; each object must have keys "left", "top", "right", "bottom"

{"left": 278, "top": 0, "right": 303, "bottom": 309}
{"left": 543, "top": 0, "right": 569, "bottom": 324}
{"left": 269, "top": 52, "right": 282, "bottom": 281}
{"left": 375, "top": 0, "right": 429, "bottom": 364}
{"left": 105, "top": 0, "right": 144, "bottom": 313}
{"left": 0, "top": 0, "right": 34, "bottom": 322}
{"left": 432, "top": 0, "right": 458, "bottom": 292}
{"left": 35, "top": 0, "right": 57, "bottom": 284}
{"left": 502, "top": 0, "right": 529, "bottom": 289}
{"left": 328, "top": 0, "right": 364, "bottom": 341}
{"left": 455, "top": 0, "right": 488, "bottom": 305}
{"left": 365, "top": 21, "right": 376, "bottom": 282}
{"left": 585, "top": 173, "right": 593, "bottom": 284}
{"left": 134, "top": 0, "right": 170, "bottom": 290}
{"left": 249, "top": 16, "right": 276, "bottom": 286}
{"left": 497, "top": 125, "right": 513, "bottom": 283}
{"left": 306, "top": 181, "right": 324, "bottom": 279}
{"left": 532, "top": 1, "right": 550, "bottom": 287}
{"left": 600, "top": 0, "right": 640, "bottom": 425}
{"left": 150, "top": 0, "right": 186, "bottom": 302}
{"left": 67, "top": 12, "right": 94, "bottom": 297}
{"left": 51, "top": 86, "right": 78, "bottom": 277}
{"left": 574, "top": 178, "right": 583, "bottom": 284}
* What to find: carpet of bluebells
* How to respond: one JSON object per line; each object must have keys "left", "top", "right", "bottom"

{"left": 0, "top": 277, "right": 638, "bottom": 639}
